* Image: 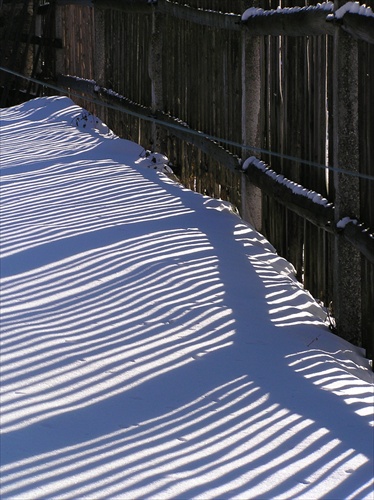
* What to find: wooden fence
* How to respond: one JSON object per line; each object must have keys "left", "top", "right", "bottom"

{"left": 1, "top": 0, "right": 373, "bottom": 365}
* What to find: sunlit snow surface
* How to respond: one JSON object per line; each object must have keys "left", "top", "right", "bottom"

{"left": 1, "top": 97, "right": 373, "bottom": 500}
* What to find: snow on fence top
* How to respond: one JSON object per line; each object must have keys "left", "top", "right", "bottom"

{"left": 242, "top": 156, "right": 331, "bottom": 208}
{"left": 242, "top": 1, "right": 374, "bottom": 21}
{"left": 334, "top": 1, "right": 374, "bottom": 18}
{"left": 242, "top": 2, "right": 334, "bottom": 21}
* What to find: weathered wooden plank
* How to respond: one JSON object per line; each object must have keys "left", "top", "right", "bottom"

{"left": 94, "top": 0, "right": 152, "bottom": 13}
{"left": 332, "top": 0, "right": 361, "bottom": 342}
{"left": 149, "top": 9, "right": 164, "bottom": 151}
{"left": 358, "top": 42, "right": 374, "bottom": 234}
{"left": 361, "top": 258, "right": 374, "bottom": 363}
{"left": 57, "top": 74, "right": 240, "bottom": 173}
{"left": 157, "top": 0, "right": 241, "bottom": 30}
{"left": 48, "top": 1, "right": 374, "bottom": 359}
{"left": 341, "top": 13, "right": 374, "bottom": 45}
{"left": 241, "top": 8, "right": 374, "bottom": 43}
{"left": 160, "top": 116, "right": 240, "bottom": 175}
{"left": 243, "top": 160, "right": 374, "bottom": 264}
{"left": 241, "top": 28, "right": 262, "bottom": 230}
{"left": 243, "top": 161, "right": 335, "bottom": 232}
{"left": 56, "top": 0, "right": 93, "bottom": 6}
{"left": 342, "top": 223, "right": 374, "bottom": 265}
{"left": 242, "top": 9, "right": 335, "bottom": 37}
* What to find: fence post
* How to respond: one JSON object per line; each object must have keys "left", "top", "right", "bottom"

{"left": 54, "top": 2, "right": 64, "bottom": 77}
{"left": 94, "top": 6, "right": 105, "bottom": 87}
{"left": 148, "top": 6, "right": 164, "bottom": 153}
{"left": 332, "top": 1, "right": 361, "bottom": 343}
{"left": 240, "top": 27, "right": 262, "bottom": 231}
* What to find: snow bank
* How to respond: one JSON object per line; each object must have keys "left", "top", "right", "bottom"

{"left": 1, "top": 97, "right": 373, "bottom": 500}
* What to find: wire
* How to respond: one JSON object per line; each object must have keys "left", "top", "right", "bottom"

{"left": 1, "top": 66, "right": 374, "bottom": 182}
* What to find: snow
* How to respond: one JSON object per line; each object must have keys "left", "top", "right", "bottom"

{"left": 241, "top": 1, "right": 374, "bottom": 22}
{"left": 242, "top": 2, "right": 333, "bottom": 21}
{"left": 337, "top": 217, "right": 358, "bottom": 229}
{"left": 1, "top": 96, "right": 373, "bottom": 500}
{"left": 335, "top": 1, "right": 374, "bottom": 19}
{"left": 242, "top": 156, "right": 331, "bottom": 207}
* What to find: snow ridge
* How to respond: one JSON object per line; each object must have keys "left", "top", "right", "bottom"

{"left": 242, "top": 156, "right": 332, "bottom": 207}
{"left": 1, "top": 96, "right": 373, "bottom": 500}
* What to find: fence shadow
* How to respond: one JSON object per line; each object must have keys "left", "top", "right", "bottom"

{"left": 1, "top": 99, "right": 373, "bottom": 500}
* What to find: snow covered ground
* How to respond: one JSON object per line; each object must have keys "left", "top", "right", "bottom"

{"left": 1, "top": 96, "right": 373, "bottom": 500}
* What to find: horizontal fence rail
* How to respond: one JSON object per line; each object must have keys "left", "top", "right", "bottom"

{"left": 0, "top": 0, "right": 373, "bottom": 367}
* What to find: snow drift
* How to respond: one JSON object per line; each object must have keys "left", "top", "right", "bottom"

{"left": 0, "top": 97, "right": 373, "bottom": 500}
